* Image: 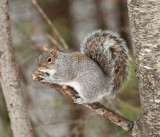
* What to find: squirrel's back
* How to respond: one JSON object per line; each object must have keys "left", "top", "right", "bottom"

{"left": 81, "top": 30, "right": 130, "bottom": 96}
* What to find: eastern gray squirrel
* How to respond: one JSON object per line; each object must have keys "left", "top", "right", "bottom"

{"left": 37, "top": 30, "right": 130, "bottom": 104}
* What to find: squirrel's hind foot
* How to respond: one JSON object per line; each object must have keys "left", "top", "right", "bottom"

{"left": 74, "top": 98, "right": 85, "bottom": 104}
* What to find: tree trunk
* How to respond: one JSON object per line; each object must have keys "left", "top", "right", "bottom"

{"left": 0, "top": 0, "right": 33, "bottom": 137}
{"left": 127, "top": 0, "right": 160, "bottom": 136}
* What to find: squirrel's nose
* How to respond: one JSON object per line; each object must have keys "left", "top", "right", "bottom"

{"left": 38, "top": 66, "right": 47, "bottom": 71}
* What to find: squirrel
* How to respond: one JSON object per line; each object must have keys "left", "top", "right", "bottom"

{"left": 36, "top": 30, "right": 130, "bottom": 104}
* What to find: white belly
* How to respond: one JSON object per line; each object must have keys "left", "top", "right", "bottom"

{"left": 59, "top": 81, "right": 83, "bottom": 98}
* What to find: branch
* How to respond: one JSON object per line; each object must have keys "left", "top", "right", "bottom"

{"left": 47, "top": 34, "right": 65, "bottom": 52}
{"left": 0, "top": 0, "right": 33, "bottom": 137}
{"left": 32, "top": 0, "right": 69, "bottom": 50}
{"left": 32, "top": 71, "right": 134, "bottom": 133}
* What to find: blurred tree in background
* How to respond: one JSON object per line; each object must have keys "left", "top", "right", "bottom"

{"left": 0, "top": 0, "right": 140, "bottom": 137}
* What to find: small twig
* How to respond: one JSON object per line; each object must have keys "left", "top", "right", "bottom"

{"left": 32, "top": 0, "right": 69, "bottom": 49}
{"left": 32, "top": 71, "right": 135, "bottom": 133}
{"left": 47, "top": 34, "right": 65, "bottom": 52}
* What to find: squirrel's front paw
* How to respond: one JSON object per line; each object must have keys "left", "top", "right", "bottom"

{"left": 39, "top": 72, "right": 49, "bottom": 79}
{"left": 74, "top": 98, "right": 85, "bottom": 104}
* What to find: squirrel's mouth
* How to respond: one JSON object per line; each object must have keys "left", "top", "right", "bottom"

{"left": 38, "top": 66, "right": 47, "bottom": 71}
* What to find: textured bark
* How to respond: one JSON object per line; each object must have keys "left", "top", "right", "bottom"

{"left": 32, "top": 71, "right": 134, "bottom": 134}
{"left": 0, "top": 0, "right": 33, "bottom": 137}
{"left": 127, "top": 0, "right": 160, "bottom": 136}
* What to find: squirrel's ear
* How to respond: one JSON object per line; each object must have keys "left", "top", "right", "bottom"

{"left": 42, "top": 44, "right": 47, "bottom": 51}
{"left": 51, "top": 46, "right": 58, "bottom": 57}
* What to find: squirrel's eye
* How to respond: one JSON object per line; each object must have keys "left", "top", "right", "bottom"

{"left": 48, "top": 58, "right": 51, "bottom": 62}
{"left": 47, "top": 57, "right": 52, "bottom": 63}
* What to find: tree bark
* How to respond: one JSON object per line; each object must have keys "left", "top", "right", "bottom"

{"left": 0, "top": 0, "right": 33, "bottom": 137}
{"left": 127, "top": 0, "right": 160, "bottom": 136}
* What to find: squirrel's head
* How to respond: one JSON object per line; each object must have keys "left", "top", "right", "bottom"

{"left": 38, "top": 45, "right": 58, "bottom": 71}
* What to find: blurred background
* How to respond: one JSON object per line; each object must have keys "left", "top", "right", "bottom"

{"left": 0, "top": 0, "right": 140, "bottom": 137}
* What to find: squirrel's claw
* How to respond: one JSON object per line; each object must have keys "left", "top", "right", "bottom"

{"left": 39, "top": 73, "right": 45, "bottom": 79}
{"left": 74, "top": 98, "right": 85, "bottom": 104}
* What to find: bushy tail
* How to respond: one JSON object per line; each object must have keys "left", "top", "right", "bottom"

{"left": 81, "top": 30, "right": 130, "bottom": 95}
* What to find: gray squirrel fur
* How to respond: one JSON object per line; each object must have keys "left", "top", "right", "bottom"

{"left": 37, "top": 30, "right": 130, "bottom": 104}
